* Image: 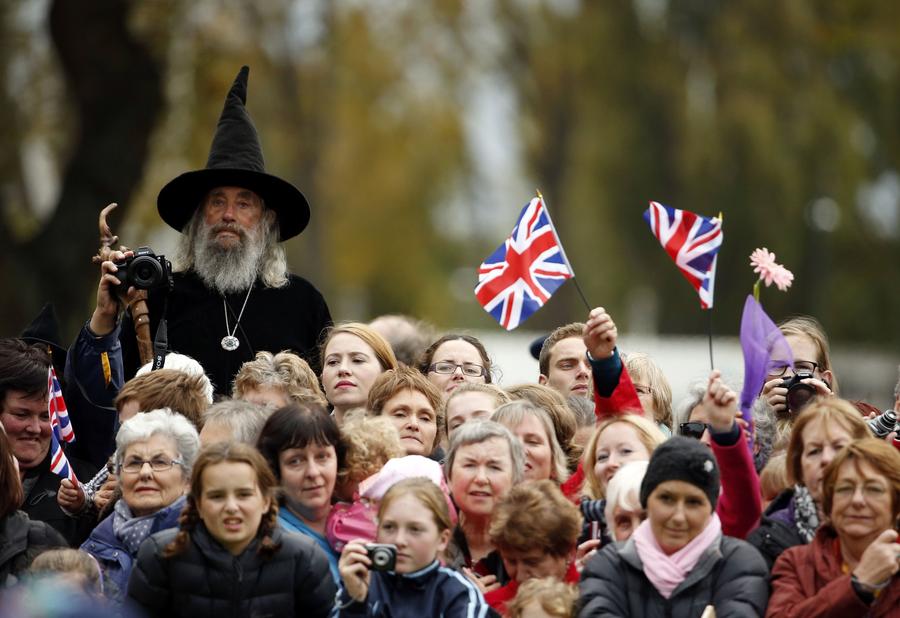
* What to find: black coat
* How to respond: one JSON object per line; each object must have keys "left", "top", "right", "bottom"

{"left": 578, "top": 535, "right": 769, "bottom": 618}
{"left": 121, "top": 271, "right": 331, "bottom": 395}
{"left": 0, "top": 510, "right": 67, "bottom": 585}
{"left": 21, "top": 451, "right": 97, "bottom": 547}
{"left": 127, "top": 523, "right": 336, "bottom": 618}
{"left": 746, "top": 489, "right": 805, "bottom": 571}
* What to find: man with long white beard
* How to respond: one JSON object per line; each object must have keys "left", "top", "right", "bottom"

{"left": 116, "top": 66, "right": 331, "bottom": 395}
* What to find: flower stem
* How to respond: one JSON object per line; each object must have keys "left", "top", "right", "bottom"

{"left": 753, "top": 279, "right": 761, "bottom": 302}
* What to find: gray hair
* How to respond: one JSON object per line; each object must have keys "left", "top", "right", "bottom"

{"left": 115, "top": 408, "right": 201, "bottom": 478}
{"left": 604, "top": 460, "right": 649, "bottom": 541}
{"left": 175, "top": 204, "right": 288, "bottom": 290}
{"left": 136, "top": 352, "right": 214, "bottom": 403}
{"left": 492, "top": 400, "right": 569, "bottom": 483}
{"left": 672, "top": 379, "right": 707, "bottom": 433}
{"left": 566, "top": 395, "right": 596, "bottom": 428}
{"left": 201, "top": 399, "right": 273, "bottom": 445}
{"left": 444, "top": 420, "right": 525, "bottom": 485}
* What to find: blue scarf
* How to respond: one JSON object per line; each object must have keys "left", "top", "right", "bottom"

{"left": 279, "top": 507, "right": 340, "bottom": 583}
{"left": 113, "top": 495, "right": 186, "bottom": 555}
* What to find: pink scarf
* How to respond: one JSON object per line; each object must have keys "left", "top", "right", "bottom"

{"left": 632, "top": 512, "right": 722, "bottom": 599}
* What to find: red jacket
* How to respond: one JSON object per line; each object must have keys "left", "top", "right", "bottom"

{"left": 712, "top": 424, "right": 762, "bottom": 539}
{"left": 767, "top": 526, "right": 900, "bottom": 617}
{"left": 560, "top": 362, "right": 644, "bottom": 500}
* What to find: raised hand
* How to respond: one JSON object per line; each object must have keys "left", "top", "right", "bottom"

{"left": 583, "top": 307, "right": 618, "bottom": 360}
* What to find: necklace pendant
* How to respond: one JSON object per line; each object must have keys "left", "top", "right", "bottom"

{"left": 221, "top": 335, "right": 240, "bottom": 351}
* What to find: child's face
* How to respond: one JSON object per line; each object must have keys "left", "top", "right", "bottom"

{"left": 377, "top": 493, "right": 450, "bottom": 573}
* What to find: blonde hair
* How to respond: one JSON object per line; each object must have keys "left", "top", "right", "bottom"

{"left": 623, "top": 352, "right": 673, "bottom": 430}
{"left": 507, "top": 577, "right": 578, "bottom": 618}
{"left": 337, "top": 415, "right": 405, "bottom": 486}
{"left": 505, "top": 383, "right": 577, "bottom": 465}
{"left": 29, "top": 549, "right": 103, "bottom": 593}
{"left": 232, "top": 350, "right": 325, "bottom": 402}
{"left": 786, "top": 399, "right": 870, "bottom": 486}
{"left": 492, "top": 401, "right": 569, "bottom": 483}
{"left": 378, "top": 477, "right": 452, "bottom": 533}
{"left": 759, "top": 453, "right": 789, "bottom": 504}
{"left": 779, "top": 315, "right": 839, "bottom": 395}
{"left": 582, "top": 415, "right": 666, "bottom": 499}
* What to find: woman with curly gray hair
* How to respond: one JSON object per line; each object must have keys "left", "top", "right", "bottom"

{"left": 81, "top": 409, "right": 199, "bottom": 603}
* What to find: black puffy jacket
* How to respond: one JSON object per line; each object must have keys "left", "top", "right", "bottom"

{"left": 127, "top": 523, "right": 336, "bottom": 618}
{"left": 746, "top": 489, "right": 805, "bottom": 571}
{"left": 0, "top": 510, "right": 67, "bottom": 586}
{"left": 578, "top": 534, "right": 769, "bottom": 618}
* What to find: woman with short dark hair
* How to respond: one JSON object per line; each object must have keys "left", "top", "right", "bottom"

{"left": 256, "top": 402, "right": 344, "bottom": 582}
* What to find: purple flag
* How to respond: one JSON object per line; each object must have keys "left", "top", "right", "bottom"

{"left": 739, "top": 294, "right": 793, "bottom": 423}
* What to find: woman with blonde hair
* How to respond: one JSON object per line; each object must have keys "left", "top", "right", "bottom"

{"left": 622, "top": 352, "right": 673, "bottom": 434}
{"left": 493, "top": 401, "right": 569, "bottom": 483}
{"left": 506, "top": 383, "right": 578, "bottom": 471}
{"left": 443, "top": 383, "right": 511, "bottom": 439}
{"left": 320, "top": 323, "right": 398, "bottom": 424}
{"left": 767, "top": 438, "right": 900, "bottom": 616}
{"left": 748, "top": 398, "right": 872, "bottom": 570}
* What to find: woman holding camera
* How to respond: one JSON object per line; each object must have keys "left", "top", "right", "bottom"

{"left": 336, "top": 477, "right": 488, "bottom": 617}
{"left": 127, "top": 441, "right": 335, "bottom": 617}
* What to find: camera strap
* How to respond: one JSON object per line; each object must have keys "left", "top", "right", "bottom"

{"left": 151, "top": 297, "right": 169, "bottom": 371}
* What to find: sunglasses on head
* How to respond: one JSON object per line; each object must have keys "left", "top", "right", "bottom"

{"left": 679, "top": 422, "right": 709, "bottom": 440}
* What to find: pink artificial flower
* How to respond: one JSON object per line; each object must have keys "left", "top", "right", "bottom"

{"left": 749, "top": 247, "right": 794, "bottom": 291}
{"left": 770, "top": 264, "right": 794, "bottom": 291}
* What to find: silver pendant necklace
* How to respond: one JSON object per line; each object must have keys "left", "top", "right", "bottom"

{"left": 221, "top": 287, "right": 253, "bottom": 351}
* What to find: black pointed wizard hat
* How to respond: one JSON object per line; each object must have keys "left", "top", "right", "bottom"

{"left": 20, "top": 302, "right": 67, "bottom": 376}
{"left": 157, "top": 66, "right": 310, "bottom": 241}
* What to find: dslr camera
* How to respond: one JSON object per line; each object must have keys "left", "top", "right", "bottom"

{"left": 780, "top": 371, "right": 817, "bottom": 413}
{"left": 365, "top": 543, "right": 397, "bottom": 572}
{"left": 114, "top": 246, "right": 173, "bottom": 293}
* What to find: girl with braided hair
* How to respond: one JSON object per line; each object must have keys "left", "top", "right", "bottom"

{"left": 126, "top": 442, "right": 335, "bottom": 617}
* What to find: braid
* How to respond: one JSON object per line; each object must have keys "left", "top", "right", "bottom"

{"left": 163, "top": 497, "right": 201, "bottom": 558}
{"left": 257, "top": 502, "right": 282, "bottom": 559}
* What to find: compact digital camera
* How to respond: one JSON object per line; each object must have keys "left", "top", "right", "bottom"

{"left": 867, "top": 409, "right": 898, "bottom": 439}
{"left": 365, "top": 543, "right": 397, "bottom": 572}
{"left": 114, "top": 246, "right": 173, "bottom": 293}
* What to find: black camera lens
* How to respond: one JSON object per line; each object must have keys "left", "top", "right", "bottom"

{"left": 786, "top": 383, "right": 816, "bottom": 412}
{"left": 130, "top": 256, "right": 163, "bottom": 288}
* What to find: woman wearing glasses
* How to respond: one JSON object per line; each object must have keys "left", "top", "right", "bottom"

{"left": 748, "top": 400, "right": 871, "bottom": 570}
{"left": 418, "top": 334, "right": 492, "bottom": 397}
{"left": 82, "top": 409, "right": 199, "bottom": 603}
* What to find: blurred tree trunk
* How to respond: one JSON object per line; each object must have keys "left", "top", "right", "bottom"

{"left": 0, "top": 0, "right": 162, "bottom": 339}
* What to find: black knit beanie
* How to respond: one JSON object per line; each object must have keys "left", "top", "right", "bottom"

{"left": 639, "top": 436, "right": 720, "bottom": 509}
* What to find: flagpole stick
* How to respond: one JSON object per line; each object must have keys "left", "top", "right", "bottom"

{"left": 536, "top": 189, "right": 592, "bottom": 312}
{"left": 571, "top": 277, "right": 592, "bottom": 313}
{"left": 707, "top": 309, "right": 715, "bottom": 371}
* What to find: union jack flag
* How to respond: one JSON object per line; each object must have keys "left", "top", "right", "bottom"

{"left": 475, "top": 197, "right": 574, "bottom": 330}
{"left": 643, "top": 201, "right": 723, "bottom": 309}
{"left": 47, "top": 367, "right": 77, "bottom": 483}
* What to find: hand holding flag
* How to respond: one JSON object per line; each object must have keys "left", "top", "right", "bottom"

{"left": 475, "top": 196, "right": 574, "bottom": 330}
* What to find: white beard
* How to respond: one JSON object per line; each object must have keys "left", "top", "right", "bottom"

{"left": 191, "top": 220, "right": 266, "bottom": 294}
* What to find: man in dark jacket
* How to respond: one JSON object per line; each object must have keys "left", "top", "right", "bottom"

{"left": 0, "top": 338, "right": 96, "bottom": 546}
{"left": 118, "top": 66, "right": 331, "bottom": 395}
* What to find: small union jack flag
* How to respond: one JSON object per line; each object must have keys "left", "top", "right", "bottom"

{"left": 475, "top": 196, "right": 574, "bottom": 330}
{"left": 47, "top": 366, "right": 77, "bottom": 483}
{"left": 643, "top": 201, "right": 723, "bottom": 309}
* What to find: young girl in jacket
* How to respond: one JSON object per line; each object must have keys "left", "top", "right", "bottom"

{"left": 126, "top": 442, "right": 335, "bottom": 617}
{"left": 337, "top": 477, "right": 489, "bottom": 617}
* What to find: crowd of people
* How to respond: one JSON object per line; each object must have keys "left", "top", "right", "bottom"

{"left": 1, "top": 66, "right": 899, "bottom": 618}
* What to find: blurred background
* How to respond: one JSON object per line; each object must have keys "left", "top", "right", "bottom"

{"left": 1, "top": 0, "right": 897, "bottom": 404}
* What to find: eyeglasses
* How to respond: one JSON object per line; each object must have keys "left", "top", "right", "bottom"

{"left": 679, "top": 422, "right": 708, "bottom": 440}
{"left": 767, "top": 361, "right": 819, "bottom": 377}
{"left": 119, "top": 456, "right": 185, "bottom": 475}
{"left": 427, "top": 362, "right": 486, "bottom": 378}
